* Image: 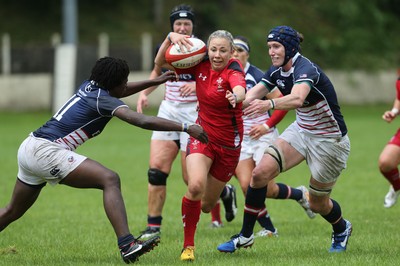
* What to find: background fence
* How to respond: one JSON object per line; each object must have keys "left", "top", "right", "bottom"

{"left": 0, "top": 33, "right": 397, "bottom": 112}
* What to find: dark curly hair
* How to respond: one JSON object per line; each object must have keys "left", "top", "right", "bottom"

{"left": 89, "top": 57, "right": 129, "bottom": 90}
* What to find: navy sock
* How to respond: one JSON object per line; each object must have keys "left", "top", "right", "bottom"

{"left": 118, "top": 234, "right": 135, "bottom": 250}
{"left": 276, "top": 183, "right": 302, "bottom": 201}
{"left": 257, "top": 209, "right": 275, "bottom": 232}
{"left": 147, "top": 215, "right": 162, "bottom": 227}
{"left": 321, "top": 199, "right": 346, "bottom": 233}
{"left": 241, "top": 186, "right": 267, "bottom": 237}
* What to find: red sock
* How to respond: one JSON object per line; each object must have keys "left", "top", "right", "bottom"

{"left": 211, "top": 200, "right": 222, "bottom": 224}
{"left": 181, "top": 196, "right": 201, "bottom": 248}
{"left": 257, "top": 204, "right": 268, "bottom": 218}
{"left": 382, "top": 168, "right": 400, "bottom": 190}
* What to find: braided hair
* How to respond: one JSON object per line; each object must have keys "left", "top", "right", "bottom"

{"left": 89, "top": 57, "right": 129, "bottom": 90}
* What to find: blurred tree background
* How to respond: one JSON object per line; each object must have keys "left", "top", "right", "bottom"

{"left": 0, "top": 0, "right": 399, "bottom": 71}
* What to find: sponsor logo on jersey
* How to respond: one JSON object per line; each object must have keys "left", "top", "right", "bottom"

{"left": 276, "top": 79, "right": 285, "bottom": 89}
{"left": 50, "top": 166, "right": 60, "bottom": 176}
{"left": 216, "top": 77, "right": 224, "bottom": 92}
{"left": 198, "top": 73, "right": 207, "bottom": 81}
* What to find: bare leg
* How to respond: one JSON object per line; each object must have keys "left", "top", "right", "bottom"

{"left": 61, "top": 158, "right": 130, "bottom": 238}
{"left": 0, "top": 179, "right": 42, "bottom": 232}
{"left": 147, "top": 139, "right": 178, "bottom": 217}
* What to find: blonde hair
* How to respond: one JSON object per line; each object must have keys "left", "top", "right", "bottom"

{"left": 207, "top": 30, "right": 235, "bottom": 51}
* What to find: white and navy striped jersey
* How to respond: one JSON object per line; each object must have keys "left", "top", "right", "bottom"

{"left": 242, "top": 62, "right": 272, "bottom": 137}
{"left": 33, "top": 80, "right": 128, "bottom": 150}
{"left": 164, "top": 75, "right": 197, "bottom": 103}
{"left": 261, "top": 53, "right": 347, "bottom": 137}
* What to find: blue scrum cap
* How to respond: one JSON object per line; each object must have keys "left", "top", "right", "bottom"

{"left": 267, "top": 26, "right": 300, "bottom": 64}
{"left": 169, "top": 4, "right": 195, "bottom": 30}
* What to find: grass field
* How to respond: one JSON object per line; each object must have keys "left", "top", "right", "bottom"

{"left": 0, "top": 105, "right": 399, "bottom": 265}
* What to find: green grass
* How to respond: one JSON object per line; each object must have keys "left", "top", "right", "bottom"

{"left": 0, "top": 105, "right": 399, "bottom": 265}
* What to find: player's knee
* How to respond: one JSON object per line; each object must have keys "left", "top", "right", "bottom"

{"left": 252, "top": 166, "right": 273, "bottom": 185}
{"left": 148, "top": 168, "right": 169, "bottom": 186}
{"left": 378, "top": 157, "right": 396, "bottom": 173}
{"left": 265, "top": 145, "right": 286, "bottom": 173}
{"left": 103, "top": 170, "right": 121, "bottom": 188}
{"left": 251, "top": 168, "right": 266, "bottom": 184}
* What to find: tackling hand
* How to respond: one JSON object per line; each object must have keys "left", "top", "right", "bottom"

{"left": 187, "top": 124, "right": 208, "bottom": 144}
{"left": 157, "top": 70, "right": 179, "bottom": 83}
{"left": 243, "top": 99, "right": 272, "bottom": 117}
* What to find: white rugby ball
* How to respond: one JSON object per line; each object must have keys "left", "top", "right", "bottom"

{"left": 165, "top": 37, "right": 207, "bottom": 69}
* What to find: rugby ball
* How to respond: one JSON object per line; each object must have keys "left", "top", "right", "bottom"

{"left": 165, "top": 37, "right": 207, "bottom": 69}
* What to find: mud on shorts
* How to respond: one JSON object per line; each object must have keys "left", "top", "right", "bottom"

{"left": 279, "top": 123, "right": 350, "bottom": 183}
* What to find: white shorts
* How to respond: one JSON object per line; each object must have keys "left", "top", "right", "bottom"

{"left": 151, "top": 100, "right": 198, "bottom": 151}
{"left": 239, "top": 129, "right": 279, "bottom": 165}
{"left": 279, "top": 122, "right": 350, "bottom": 183}
{"left": 17, "top": 134, "right": 87, "bottom": 186}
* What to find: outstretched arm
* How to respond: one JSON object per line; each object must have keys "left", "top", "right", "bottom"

{"left": 242, "top": 82, "right": 270, "bottom": 108}
{"left": 114, "top": 107, "right": 208, "bottom": 144}
{"left": 136, "top": 65, "right": 163, "bottom": 113}
{"left": 244, "top": 82, "right": 310, "bottom": 117}
{"left": 121, "top": 70, "right": 178, "bottom": 98}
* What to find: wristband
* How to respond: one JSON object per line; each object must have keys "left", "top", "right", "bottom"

{"left": 233, "top": 93, "right": 238, "bottom": 103}
{"left": 167, "top": 32, "right": 172, "bottom": 43}
{"left": 269, "top": 99, "right": 275, "bottom": 110}
{"left": 391, "top": 108, "right": 399, "bottom": 115}
{"left": 263, "top": 123, "right": 270, "bottom": 131}
{"left": 182, "top": 123, "right": 189, "bottom": 132}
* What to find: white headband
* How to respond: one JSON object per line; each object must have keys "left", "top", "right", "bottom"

{"left": 233, "top": 39, "right": 249, "bottom": 53}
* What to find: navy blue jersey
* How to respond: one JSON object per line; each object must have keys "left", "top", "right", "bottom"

{"left": 245, "top": 63, "right": 264, "bottom": 89}
{"left": 242, "top": 62, "right": 272, "bottom": 135}
{"left": 261, "top": 53, "right": 347, "bottom": 137}
{"left": 33, "top": 80, "right": 128, "bottom": 150}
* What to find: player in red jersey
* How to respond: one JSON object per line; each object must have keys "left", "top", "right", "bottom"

{"left": 136, "top": 5, "right": 236, "bottom": 238}
{"left": 379, "top": 71, "right": 400, "bottom": 208}
{"left": 155, "top": 30, "right": 246, "bottom": 261}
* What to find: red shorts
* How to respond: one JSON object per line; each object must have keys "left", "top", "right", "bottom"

{"left": 187, "top": 137, "right": 240, "bottom": 182}
{"left": 388, "top": 128, "right": 400, "bottom": 147}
